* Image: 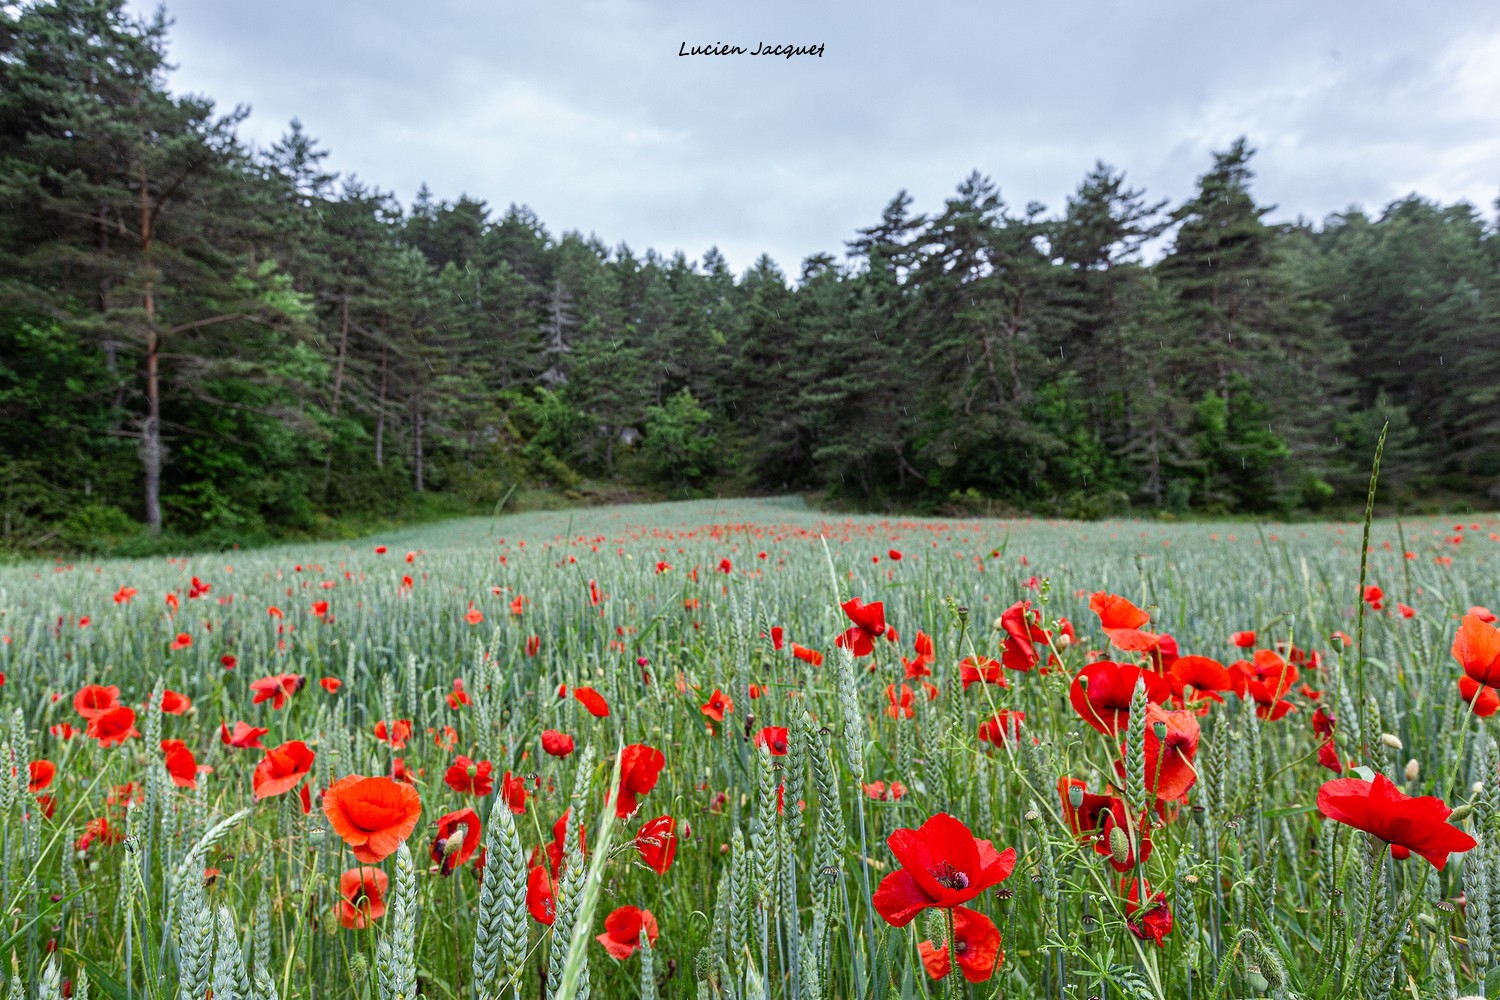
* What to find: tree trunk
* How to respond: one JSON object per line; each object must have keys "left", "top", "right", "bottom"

{"left": 321, "top": 287, "right": 352, "bottom": 493}
{"left": 413, "top": 402, "right": 424, "bottom": 492}
{"left": 97, "top": 199, "right": 125, "bottom": 417}
{"left": 140, "top": 163, "right": 163, "bottom": 535}
{"left": 375, "top": 342, "right": 387, "bottom": 466}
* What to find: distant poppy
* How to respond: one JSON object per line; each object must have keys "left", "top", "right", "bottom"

{"left": 863, "top": 780, "right": 908, "bottom": 801}
{"left": 836, "top": 598, "right": 887, "bottom": 657}
{"left": 28, "top": 760, "right": 56, "bottom": 793}
{"left": 501, "top": 771, "right": 528, "bottom": 814}
{"left": 430, "top": 807, "right": 482, "bottom": 875}
{"left": 161, "top": 739, "right": 199, "bottom": 789}
{"left": 791, "top": 644, "right": 823, "bottom": 666}
{"left": 525, "top": 635, "right": 541, "bottom": 657}
{"left": 977, "top": 711, "right": 1025, "bottom": 746}
{"left": 541, "top": 730, "right": 575, "bottom": 758}
{"left": 885, "top": 683, "right": 915, "bottom": 719}
{"left": 249, "top": 673, "right": 305, "bottom": 710}
{"left": 1229, "top": 630, "right": 1256, "bottom": 648}
{"left": 113, "top": 586, "right": 137, "bottom": 604}
{"left": 871, "top": 813, "right": 1017, "bottom": 926}
{"left": 253, "top": 740, "right": 315, "bottom": 800}
{"left": 87, "top": 706, "right": 140, "bottom": 748}
{"left": 220, "top": 654, "right": 237, "bottom": 670}
{"left": 701, "top": 688, "right": 734, "bottom": 722}
{"left": 753, "top": 727, "right": 789, "bottom": 756}
{"left": 770, "top": 626, "right": 785, "bottom": 650}
{"left": 998, "top": 602, "right": 1049, "bottom": 671}
{"left": 1363, "top": 585, "right": 1384, "bottom": 610}
{"left": 373, "top": 719, "right": 413, "bottom": 749}
{"left": 445, "top": 756, "right": 495, "bottom": 796}
{"left": 464, "top": 605, "right": 484, "bottom": 626}
{"left": 958, "top": 657, "right": 1006, "bottom": 690}
{"left": 337, "top": 867, "right": 389, "bottom": 929}
{"left": 320, "top": 678, "right": 342, "bottom": 693}
{"left": 322, "top": 775, "right": 423, "bottom": 863}
{"left": 635, "top": 814, "right": 678, "bottom": 874}
{"left": 221, "top": 721, "right": 269, "bottom": 749}
{"left": 161, "top": 690, "right": 191, "bottom": 715}
{"left": 74, "top": 684, "right": 121, "bottom": 720}
{"left": 375, "top": 545, "right": 387, "bottom": 554}
{"left": 596, "top": 906, "right": 659, "bottom": 960}
{"left": 1317, "top": 773, "right": 1475, "bottom": 869}
{"left": 1123, "top": 878, "right": 1173, "bottom": 947}
{"left": 918, "top": 906, "right": 1002, "bottom": 982}
{"left": 527, "top": 865, "right": 557, "bottom": 924}
{"left": 169, "top": 632, "right": 192, "bottom": 651}
{"left": 574, "top": 687, "right": 610, "bottom": 717}
{"left": 614, "top": 744, "right": 665, "bottom": 819}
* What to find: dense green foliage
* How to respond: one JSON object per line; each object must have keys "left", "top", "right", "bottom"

{"left": 3, "top": 1, "right": 1499, "bottom": 552}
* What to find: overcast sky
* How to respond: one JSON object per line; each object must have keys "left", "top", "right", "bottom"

{"left": 126, "top": 0, "right": 1500, "bottom": 277}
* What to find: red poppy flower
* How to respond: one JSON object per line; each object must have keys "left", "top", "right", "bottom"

{"left": 446, "top": 678, "right": 470, "bottom": 710}
{"left": 113, "top": 585, "right": 137, "bottom": 604}
{"left": 1123, "top": 878, "right": 1173, "bottom": 947}
{"left": 1459, "top": 676, "right": 1500, "bottom": 717}
{"left": 170, "top": 632, "right": 192, "bottom": 651}
{"left": 87, "top": 706, "right": 140, "bottom": 747}
{"left": 525, "top": 635, "right": 541, "bottom": 657}
{"left": 1317, "top": 773, "right": 1476, "bottom": 869}
{"left": 464, "top": 605, "right": 484, "bottom": 626}
{"left": 771, "top": 626, "right": 785, "bottom": 650}
{"left": 977, "top": 711, "right": 1025, "bottom": 746}
{"left": 1123, "top": 703, "right": 1201, "bottom": 801}
{"left": 28, "top": 760, "right": 56, "bottom": 793}
{"left": 320, "top": 678, "right": 342, "bottom": 693}
{"left": 249, "top": 673, "right": 305, "bottom": 710}
{"left": 220, "top": 654, "right": 237, "bottom": 670}
{"left": 49, "top": 723, "right": 75, "bottom": 740}
{"left": 253, "top": 740, "right": 315, "bottom": 800}
{"left": 701, "top": 688, "right": 734, "bottom": 722}
{"left": 1312, "top": 706, "right": 1336, "bottom": 738}
{"left": 375, "top": 545, "right": 387, "bottom": 554}
{"left": 885, "top": 683, "right": 915, "bottom": 719}
{"left": 541, "top": 730, "right": 575, "bottom": 757}
{"left": 836, "top": 598, "right": 887, "bottom": 657}
{"left": 161, "top": 739, "right": 199, "bottom": 789}
{"left": 1058, "top": 778, "right": 1151, "bottom": 872}
{"left": 753, "top": 727, "right": 789, "bottom": 756}
{"left": 863, "top": 780, "right": 908, "bottom": 801}
{"left": 791, "top": 644, "right": 823, "bottom": 666}
{"left": 1168, "top": 656, "right": 1232, "bottom": 705}
{"left": 444, "top": 756, "right": 495, "bottom": 796}
{"left": 501, "top": 771, "right": 528, "bottom": 814}
{"left": 373, "top": 719, "right": 413, "bottom": 749}
{"left": 221, "top": 721, "right": 269, "bottom": 749}
{"left": 588, "top": 579, "right": 602, "bottom": 606}
{"left": 1454, "top": 615, "right": 1500, "bottom": 687}
{"left": 614, "top": 744, "right": 665, "bottom": 819}
{"left": 337, "top": 867, "right": 389, "bottom": 929}
{"left": 322, "top": 775, "right": 423, "bottom": 863}
{"left": 1069, "top": 661, "right": 1170, "bottom": 734}
{"left": 430, "top": 807, "right": 482, "bottom": 875}
{"left": 160, "top": 690, "right": 191, "bottom": 715}
{"left": 1363, "top": 585, "right": 1384, "bottom": 610}
{"left": 596, "top": 906, "right": 659, "bottom": 960}
{"left": 635, "top": 814, "right": 678, "bottom": 874}
{"left": 1229, "top": 630, "right": 1256, "bottom": 648}
{"left": 1089, "top": 592, "right": 1160, "bottom": 651}
{"left": 917, "top": 906, "right": 1002, "bottom": 982}
{"left": 1470, "top": 606, "right": 1498, "bottom": 624}
{"left": 74, "top": 684, "right": 121, "bottom": 720}
{"left": 871, "top": 813, "right": 1017, "bottom": 926}
{"left": 574, "top": 686, "right": 610, "bottom": 717}
{"left": 998, "top": 602, "right": 1049, "bottom": 671}
{"left": 527, "top": 865, "right": 557, "bottom": 924}
{"left": 958, "top": 657, "right": 1007, "bottom": 691}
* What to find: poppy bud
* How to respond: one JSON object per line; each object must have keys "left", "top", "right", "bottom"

{"left": 1404, "top": 759, "right": 1420, "bottom": 782}
{"left": 1108, "top": 826, "right": 1131, "bottom": 865}
{"left": 1152, "top": 722, "right": 1168, "bottom": 739}
{"left": 1450, "top": 802, "right": 1475, "bottom": 822}
{"left": 1068, "top": 785, "right": 1084, "bottom": 809}
{"left": 1380, "top": 733, "right": 1403, "bottom": 750}
{"left": 1024, "top": 808, "right": 1040, "bottom": 822}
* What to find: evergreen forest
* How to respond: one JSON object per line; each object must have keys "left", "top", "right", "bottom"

{"left": 4, "top": 0, "right": 1500, "bottom": 552}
